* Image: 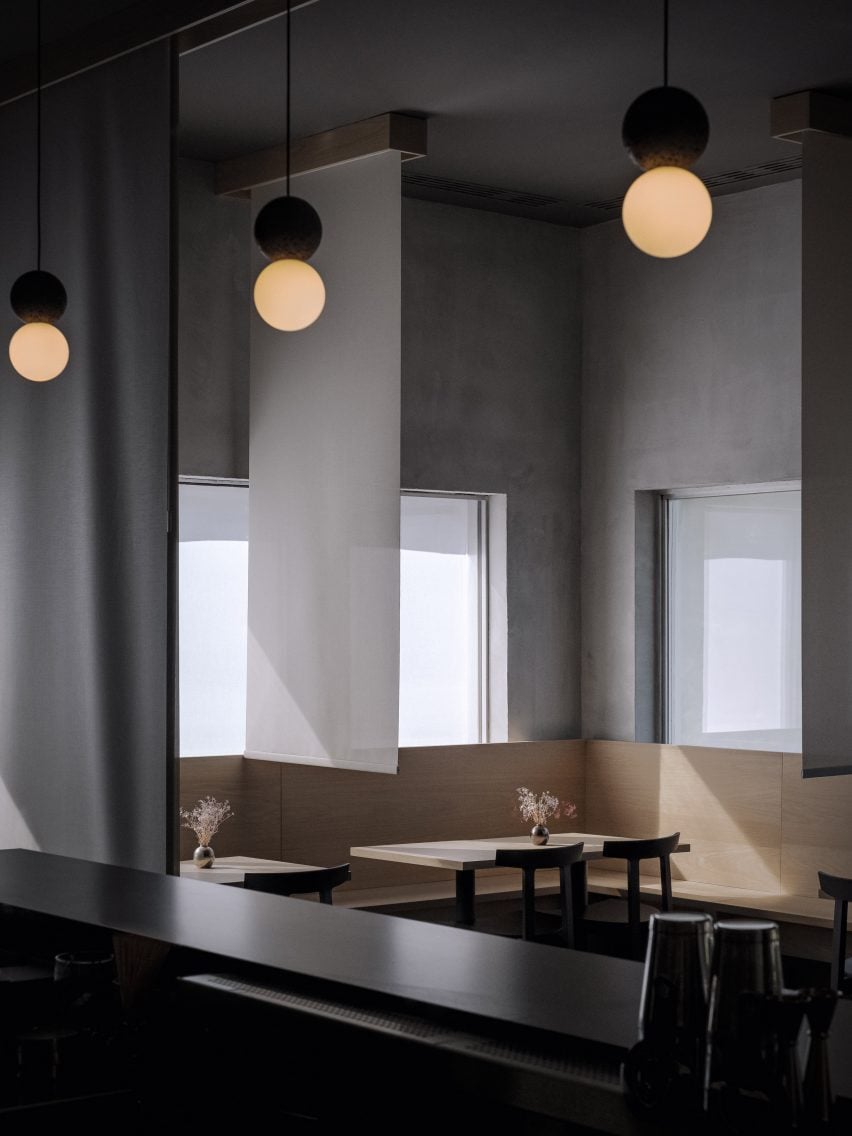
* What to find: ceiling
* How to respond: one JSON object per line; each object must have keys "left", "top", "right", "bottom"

{"left": 178, "top": 0, "right": 852, "bottom": 226}
{"left": 0, "top": 2, "right": 139, "bottom": 63}
{"left": 5, "top": 2, "right": 852, "bottom": 226}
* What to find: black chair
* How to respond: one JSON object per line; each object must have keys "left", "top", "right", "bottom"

{"left": 243, "top": 864, "right": 351, "bottom": 905}
{"left": 818, "top": 870, "right": 852, "bottom": 992}
{"left": 493, "top": 842, "right": 585, "bottom": 947}
{"left": 582, "top": 833, "right": 680, "bottom": 960}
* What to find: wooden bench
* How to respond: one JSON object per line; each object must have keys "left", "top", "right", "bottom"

{"left": 334, "top": 868, "right": 564, "bottom": 912}
{"left": 340, "top": 868, "right": 851, "bottom": 966}
{"left": 584, "top": 868, "right": 851, "bottom": 963}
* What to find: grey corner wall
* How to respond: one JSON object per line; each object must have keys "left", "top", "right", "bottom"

{"left": 401, "top": 198, "right": 581, "bottom": 740}
{"left": 580, "top": 180, "right": 802, "bottom": 741}
{"left": 179, "top": 158, "right": 250, "bottom": 479}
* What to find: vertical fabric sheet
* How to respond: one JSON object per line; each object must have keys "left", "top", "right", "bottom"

{"left": 802, "top": 131, "right": 852, "bottom": 776}
{"left": 0, "top": 44, "right": 173, "bottom": 866}
{"left": 247, "top": 152, "right": 401, "bottom": 773}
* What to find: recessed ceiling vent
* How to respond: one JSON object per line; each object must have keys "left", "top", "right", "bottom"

{"left": 402, "top": 172, "right": 565, "bottom": 209}
{"left": 583, "top": 154, "right": 803, "bottom": 213}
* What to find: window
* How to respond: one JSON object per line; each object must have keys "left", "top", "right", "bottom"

{"left": 399, "top": 493, "right": 488, "bottom": 747}
{"left": 179, "top": 482, "right": 505, "bottom": 756}
{"left": 665, "top": 486, "right": 801, "bottom": 751}
{"left": 179, "top": 480, "right": 249, "bottom": 757}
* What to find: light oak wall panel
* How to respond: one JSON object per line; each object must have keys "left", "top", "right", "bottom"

{"left": 585, "top": 741, "right": 783, "bottom": 892}
{"left": 282, "top": 740, "right": 587, "bottom": 892}
{"left": 781, "top": 751, "right": 852, "bottom": 896}
{"left": 178, "top": 742, "right": 585, "bottom": 892}
{"left": 178, "top": 757, "right": 282, "bottom": 863}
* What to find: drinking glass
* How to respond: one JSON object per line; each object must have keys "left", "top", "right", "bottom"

{"left": 53, "top": 950, "right": 116, "bottom": 1030}
{"left": 623, "top": 910, "right": 714, "bottom": 1116}
{"left": 705, "top": 918, "right": 783, "bottom": 1124}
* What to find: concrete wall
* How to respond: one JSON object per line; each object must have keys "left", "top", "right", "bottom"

{"left": 178, "top": 188, "right": 582, "bottom": 741}
{"left": 178, "top": 159, "right": 250, "bottom": 479}
{"left": 580, "top": 180, "right": 802, "bottom": 741}
{"left": 402, "top": 199, "right": 582, "bottom": 740}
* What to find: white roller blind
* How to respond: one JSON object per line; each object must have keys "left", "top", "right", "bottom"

{"left": 668, "top": 490, "right": 801, "bottom": 752}
{"left": 179, "top": 483, "right": 248, "bottom": 758}
{"left": 246, "top": 153, "right": 401, "bottom": 773}
{"left": 399, "top": 495, "right": 484, "bottom": 747}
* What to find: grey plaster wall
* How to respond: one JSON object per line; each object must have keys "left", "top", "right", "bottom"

{"left": 402, "top": 198, "right": 582, "bottom": 741}
{"left": 179, "top": 159, "right": 250, "bottom": 479}
{"left": 580, "top": 180, "right": 802, "bottom": 741}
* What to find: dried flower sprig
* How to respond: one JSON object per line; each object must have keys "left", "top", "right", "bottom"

{"left": 179, "top": 796, "right": 234, "bottom": 846}
{"left": 515, "top": 787, "right": 576, "bottom": 827}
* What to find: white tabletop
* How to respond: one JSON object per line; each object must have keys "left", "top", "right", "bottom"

{"left": 179, "top": 855, "right": 320, "bottom": 885}
{"left": 349, "top": 833, "right": 689, "bottom": 872}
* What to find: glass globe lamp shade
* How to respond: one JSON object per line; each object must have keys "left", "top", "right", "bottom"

{"left": 9, "top": 321, "right": 69, "bottom": 381}
{"left": 253, "top": 259, "right": 326, "bottom": 331}
{"left": 622, "top": 166, "right": 712, "bottom": 258}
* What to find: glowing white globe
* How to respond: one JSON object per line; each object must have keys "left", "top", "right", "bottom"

{"left": 622, "top": 166, "right": 712, "bottom": 258}
{"left": 253, "top": 259, "right": 326, "bottom": 331}
{"left": 9, "top": 321, "right": 69, "bottom": 381}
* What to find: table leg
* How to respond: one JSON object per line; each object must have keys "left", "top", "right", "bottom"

{"left": 455, "top": 869, "right": 476, "bottom": 925}
{"left": 570, "top": 861, "right": 588, "bottom": 940}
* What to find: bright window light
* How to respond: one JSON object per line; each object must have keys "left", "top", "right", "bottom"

{"left": 668, "top": 489, "right": 801, "bottom": 751}
{"left": 399, "top": 494, "right": 485, "bottom": 747}
{"left": 179, "top": 482, "right": 248, "bottom": 757}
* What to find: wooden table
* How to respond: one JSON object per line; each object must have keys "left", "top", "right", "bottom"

{"left": 350, "top": 832, "right": 690, "bottom": 924}
{"left": 179, "top": 855, "right": 320, "bottom": 885}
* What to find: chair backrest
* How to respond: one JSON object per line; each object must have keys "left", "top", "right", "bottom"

{"left": 601, "top": 833, "right": 681, "bottom": 862}
{"left": 601, "top": 833, "right": 680, "bottom": 957}
{"left": 494, "top": 843, "right": 585, "bottom": 872}
{"left": 243, "top": 864, "right": 351, "bottom": 905}
{"left": 819, "top": 870, "right": 852, "bottom": 990}
{"left": 494, "top": 842, "right": 584, "bottom": 945}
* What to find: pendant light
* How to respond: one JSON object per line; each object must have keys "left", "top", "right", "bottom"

{"left": 9, "top": 0, "right": 69, "bottom": 382}
{"left": 253, "top": 0, "right": 325, "bottom": 331}
{"left": 621, "top": 0, "right": 712, "bottom": 258}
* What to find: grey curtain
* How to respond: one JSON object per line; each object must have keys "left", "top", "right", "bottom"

{"left": 0, "top": 43, "right": 173, "bottom": 867}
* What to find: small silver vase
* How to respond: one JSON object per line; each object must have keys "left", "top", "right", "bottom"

{"left": 193, "top": 845, "right": 215, "bottom": 868}
{"left": 531, "top": 824, "right": 550, "bottom": 845}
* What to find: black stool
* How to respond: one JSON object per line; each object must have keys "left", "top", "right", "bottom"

{"left": 494, "top": 842, "right": 585, "bottom": 946}
{"left": 818, "top": 870, "right": 852, "bottom": 992}
{"left": 583, "top": 833, "right": 680, "bottom": 960}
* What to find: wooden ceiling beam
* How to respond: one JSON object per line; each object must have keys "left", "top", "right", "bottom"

{"left": 772, "top": 91, "right": 852, "bottom": 144}
{"left": 214, "top": 113, "right": 428, "bottom": 197}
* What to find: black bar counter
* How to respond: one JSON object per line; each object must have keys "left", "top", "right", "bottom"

{"left": 0, "top": 848, "right": 849, "bottom": 1134}
{"left": 0, "top": 848, "right": 642, "bottom": 1049}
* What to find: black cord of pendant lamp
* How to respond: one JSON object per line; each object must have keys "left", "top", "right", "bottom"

{"left": 620, "top": 0, "right": 712, "bottom": 259}
{"left": 8, "top": 0, "right": 70, "bottom": 380}
{"left": 662, "top": 0, "right": 668, "bottom": 88}
{"left": 251, "top": 0, "right": 325, "bottom": 330}
{"left": 36, "top": 0, "right": 42, "bottom": 271}
{"left": 286, "top": 0, "right": 291, "bottom": 196}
